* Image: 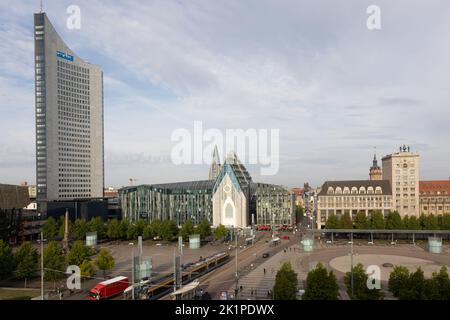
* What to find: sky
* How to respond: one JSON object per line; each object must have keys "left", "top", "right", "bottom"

{"left": 0, "top": 0, "right": 449, "bottom": 189}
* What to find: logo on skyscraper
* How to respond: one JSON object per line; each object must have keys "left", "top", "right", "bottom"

{"left": 56, "top": 50, "right": 74, "bottom": 62}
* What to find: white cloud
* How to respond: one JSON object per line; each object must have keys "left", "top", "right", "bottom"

{"left": 0, "top": 0, "right": 450, "bottom": 187}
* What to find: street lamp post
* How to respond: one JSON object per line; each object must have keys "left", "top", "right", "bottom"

{"left": 235, "top": 228, "right": 239, "bottom": 300}
{"left": 129, "top": 242, "right": 135, "bottom": 300}
{"left": 350, "top": 233, "right": 354, "bottom": 298}
{"left": 40, "top": 232, "right": 44, "bottom": 300}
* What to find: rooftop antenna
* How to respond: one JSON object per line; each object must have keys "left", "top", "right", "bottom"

{"left": 39, "top": 0, "right": 43, "bottom": 13}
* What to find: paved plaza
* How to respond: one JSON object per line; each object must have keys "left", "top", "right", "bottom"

{"left": 231, "top": 241, "right": 450, "bottom": 300}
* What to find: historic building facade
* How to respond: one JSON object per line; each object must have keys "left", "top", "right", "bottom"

{"left": 419, "top": 180, "right": 450, "bottom": 216}
{"left": 316, "top": 180, "right": 393, "bottom": 228}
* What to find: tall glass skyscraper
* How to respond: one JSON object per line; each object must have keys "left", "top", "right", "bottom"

{"left": 34, "top": 12, "right": 104, "bottom": 211}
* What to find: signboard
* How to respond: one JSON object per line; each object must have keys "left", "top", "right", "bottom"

{"left": 56, "top": 50, "right": 74, "bottom": 62}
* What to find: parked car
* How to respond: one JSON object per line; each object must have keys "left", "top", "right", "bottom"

{"left": 262, "top": 252, "right": 270, "bottom": 258}
{"left": 281, "top": 235, "right": 290, "bottom": 240}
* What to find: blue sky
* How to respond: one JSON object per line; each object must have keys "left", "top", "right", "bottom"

{"left": 0, "top": 0, "right": 449, "bottom": 188}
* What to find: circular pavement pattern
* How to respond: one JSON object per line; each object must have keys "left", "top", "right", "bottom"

{"left": 329, "top": 254, "right": 443, "bottom": 281}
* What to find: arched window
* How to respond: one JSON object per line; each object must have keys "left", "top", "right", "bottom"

{"left": 351, "top": 187, "right": 358, "bottom": 194}
{"left": 327, "top": 187, "right": 334, "bottom": 195}
{"left": 375, "top": 186, "right": 382, "bottom": 194}
{"left": 335, "top": 187, "right": 342, "bottom": 195}
{"left": 367, "top": 187, "right": 374, "bottom": 194}
{"left": 343, "top": 187, "right": 350, "bottom": 195}
{"left": 359, "top": 187, "right": 366, "bottom": 194}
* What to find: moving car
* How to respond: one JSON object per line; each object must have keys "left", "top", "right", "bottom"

{"left": 262, "top": 252, "right": 270, "bottom": 258}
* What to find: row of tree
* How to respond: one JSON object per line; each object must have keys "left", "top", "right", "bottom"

{"left": 325, "top": 211, "right": 450, "bottom": 230}
{"left": 273, "top": 260, "right": 450, "bottom": 300}
{"left": 389, "top": 265, "right": 450, "bottom": 300}
{"left": 0, "top": 239, "right": 115, "bottom": 286}
{"left": 43, "top": 216, "right": 230, "bottom": 243}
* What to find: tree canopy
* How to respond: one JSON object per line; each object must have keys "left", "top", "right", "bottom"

{"left": 273, "top": 262, "right": 298, "bottom": 300}
{"left": 303, "top": 262, "right": 339, "bottom": 300}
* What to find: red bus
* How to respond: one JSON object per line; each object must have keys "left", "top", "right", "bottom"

{"left": 88, "top": 276, "right": 129, "bottom": 300}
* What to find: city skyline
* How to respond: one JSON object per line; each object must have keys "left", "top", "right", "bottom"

{"left": 1, "top": 0, "right": 450, "bottom": 188}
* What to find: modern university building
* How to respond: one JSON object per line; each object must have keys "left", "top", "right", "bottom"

{"left": 119, "top": 149, "right": 294, "bottom": 228}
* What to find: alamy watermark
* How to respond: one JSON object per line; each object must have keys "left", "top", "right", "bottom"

{"left": 366, "top": 5, "right": 381, "bottom": 30}
{"left": 171, "top": 121, "right": 280, "bottom": 176}
{"left": 66, "top": 5, "right": 81, "bottom": 30}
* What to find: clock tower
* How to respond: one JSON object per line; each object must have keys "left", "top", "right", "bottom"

{"left": 369, "top": 153, "right": 382, "bottom": 181}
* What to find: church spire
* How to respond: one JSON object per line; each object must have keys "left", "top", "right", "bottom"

{"left": 208, "top": 146, "right": 222, "bottom": 180}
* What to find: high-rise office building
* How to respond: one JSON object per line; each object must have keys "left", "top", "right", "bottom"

{"left": 382, "top": 145, "right": 420, "bottom": 217}
{"left": 34, "top": 12, "right": 104, "bottom": 211}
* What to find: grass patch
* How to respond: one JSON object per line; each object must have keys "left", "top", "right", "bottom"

{"left": 0, "top": 288, "right": 41, "bottom": 300}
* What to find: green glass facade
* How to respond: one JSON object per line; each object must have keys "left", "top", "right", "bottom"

{"left": 119, "top": 181, "right": 214, "bottom": 225}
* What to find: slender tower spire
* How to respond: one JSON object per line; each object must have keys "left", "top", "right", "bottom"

{"left": 369, "top": 148, "right": 382, "bottom": 181}
{"left": 208, "top": 146, "right": 222, "bottom": 180}
{"left": 40, "top": 0, "right": 43, "bottom": 13}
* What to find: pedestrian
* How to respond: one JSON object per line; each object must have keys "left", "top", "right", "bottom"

{"left": 263, "top": 268, "right": 266, "bottom": 275}
{"left": 251, "top": 288, "right": 253, "bottom": 295}
{"left": 240, "top": 285, "right": 243, "bottom": 292}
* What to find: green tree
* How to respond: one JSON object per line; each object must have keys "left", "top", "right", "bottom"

{"left": 400, "top": 268, "right": 426, "bottom": 300}
{"left": 106, "top": 219, "right": 121, "bottom": 240}
{"left": 425, "top": 214, "right": 439, "bottom": 230}
{"left": 143, "top": 224, "right": 153, "bottom": 240}
{"left": 432, "top": 266, "right": 450, "bottom": 300}
{"left": 136, "top": 219, "right": 146, "bottom": 237}
{"left": 180, "top": 220, "right": 195, "bottom": 241}
{"left": 386, "top": 211, "right": 403, "bottom": 230}
{"left": 303, "top": 262, "right": 339, "bottom": 300}
{"left": 42, "top": 217, "right": 59, "bottom": 239}
{"left": 419, "top": 214, "right": 427, "bottom": 230}
{"left": 196, "top": 218, "right": 212, "bottom": 239}
{"left": 214, "top": 224, "right": 228, "bottom": 241}
{"left": 95, "top": 248, "right": 115, "bottom": 278}
{"left": 344, "top": 263, "right": 383, "bottom": 300}
{"left": 273, "top": 262, "right": 298, "bottom": 300}
{"left": 88, "top": 217, "right": 106, "bottom": 239}
{"left": 149, "top": 219, "right": 163, "bottom": 238}
{"left": 354, "top": 211, "right": 369, "bottom": 229}
{"left": 71, "top": 219, "right": 88, "bottom": 241}
{"left": 370, "top": 211, "right": 385, "bottom": 229}
{"left": 119, "top": 219, "right": 130, "bottom": 239}
{"left": 340, "top": 212, "right": 353, "bottom": 229}
{"left": 160, "top": 220, "right": 178, "bottom": 241}
{"left": 67, "top": 241, "right": 91, "bottom": 266}
{"left": 441, "top": 214, "right": 450, "bottom": 230}
{"left": 14, "top": 242, "right": 38, "bottom": 285}
{"left": 43, "top": 241, "right": 66, "bottom": 286}
{"left": 126, "top": 223, "right": 137, "bottom": 240}
{"left": 0, "top": 240, "right": 15, "bottom": 280}
{"left": 402, "top": 215, "right": 410, "bottom": 229}
{"left": 325, "top": 214, "right": 340, "bottom": 229}
{"left": 388, "top": 266, "right": 410, "bottom": 298}
{"left": 80, "top": 259, "right": 96, "bottom": 278}
{"left": 407, "top": 216, "right": 420, "bottom": 230}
